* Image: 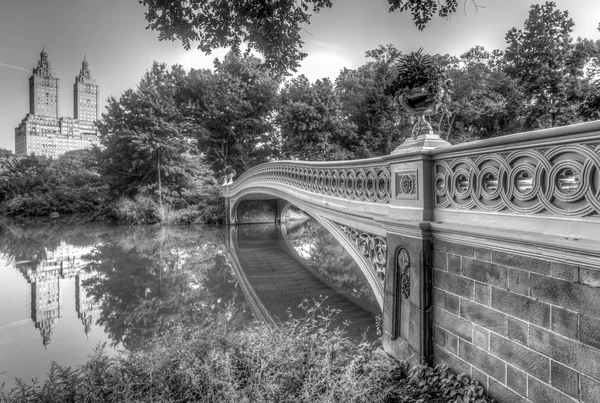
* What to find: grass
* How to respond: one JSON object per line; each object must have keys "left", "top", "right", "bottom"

{"left": 0, "top": 302, "right": 493, "bottom": 403}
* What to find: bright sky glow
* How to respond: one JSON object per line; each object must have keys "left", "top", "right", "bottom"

{"left": 0, "top": 0, "right": 598, "bottom": 151}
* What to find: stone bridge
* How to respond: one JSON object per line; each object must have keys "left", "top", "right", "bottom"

{"left": 222, "top": 121, "right": 600, "bottom": 403}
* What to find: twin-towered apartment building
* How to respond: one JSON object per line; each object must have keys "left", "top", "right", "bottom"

{"left": 14, "top": 48, "right": 100, "bottom": 157}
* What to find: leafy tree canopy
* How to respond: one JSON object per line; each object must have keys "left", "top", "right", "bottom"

{"left": 335, "top": 44, "right": 407, "bottom": 157}
{"left": 504, "top": 1, "right": 597, "bottom": 128}
{"left": 178, "top": 53, "right": 281, "bottom": 176}
{"left": 278, "top": 75, "right": 357, "bottom": 160}
{"left": 97, "top": 62, "right": 206, "bottom": 205}
{"left": 139, "top": 0, "right": 463, "bottom": 76}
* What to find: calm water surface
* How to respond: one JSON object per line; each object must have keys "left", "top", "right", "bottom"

{"left": 0, "top": 218, "right": 377, "bottom": 387}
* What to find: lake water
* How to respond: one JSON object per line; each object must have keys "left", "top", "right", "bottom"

{"left": 0, "top": 218, "right": 378, "bottom": 387}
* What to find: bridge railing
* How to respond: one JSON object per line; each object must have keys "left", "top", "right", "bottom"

{"left": 431, "top": 121, "right": 600, "bottom": 219}
{"left": 226, "top": 120, "right": 600, "bottom": 238}
{"left": 227, "top": 158, "right": 394, "bottom": 204}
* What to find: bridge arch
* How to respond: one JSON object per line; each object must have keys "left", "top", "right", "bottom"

{"left": 228, "top": 187, "right": 385, "bottom": 310}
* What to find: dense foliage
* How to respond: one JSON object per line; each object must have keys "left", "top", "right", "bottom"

{"left": 504, "top": 2, "right": 597, "bottom": 128}
{"left": 336, "top": 45, "right": 409, "bottom": 157}
{"left": 178, "top": 54, "right": 281, "bottom": 176}
{"left": 0, "top": 304, "right": 492, "bottom": 403}
{"left": 0, "top": 150, "right": 107, "bottom": 217}
{"left": 278, "top": 76, "right": 358, "bottom": 161}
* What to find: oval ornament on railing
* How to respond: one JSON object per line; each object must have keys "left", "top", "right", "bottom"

{"left": 239, "top": 163, "right": 392, "bottom": 204}
{"left": 433, "top": 143, "right": 600, "bottom": 217}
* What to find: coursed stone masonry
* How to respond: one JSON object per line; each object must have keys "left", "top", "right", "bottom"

{"left": 432, "top": 239, "right": 600, "bottom": 403}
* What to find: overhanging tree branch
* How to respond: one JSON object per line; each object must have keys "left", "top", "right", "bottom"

{"left": 139, "top": 0, "right": 467, "bottom": 76}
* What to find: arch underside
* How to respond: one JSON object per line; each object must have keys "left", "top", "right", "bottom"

{"left": 230, "top": 187, "right": 386, "bottom": 310}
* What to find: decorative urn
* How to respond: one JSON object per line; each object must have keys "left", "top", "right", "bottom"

{"left": 385, "top": 48, "right": 451, "bottom": 153}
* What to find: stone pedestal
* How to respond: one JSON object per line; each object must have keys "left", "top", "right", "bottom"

{"left": 392, "top": 113, "right": 450, "bottom": 155}
{"left": 392, "top": 134, "right": 451, "bottom": 154}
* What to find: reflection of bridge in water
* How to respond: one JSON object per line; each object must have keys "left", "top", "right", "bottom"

{"left": 225, "top": 223, "right": 380, "bottom": 341}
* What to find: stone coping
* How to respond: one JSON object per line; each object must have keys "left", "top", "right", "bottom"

{"left": 430, "top": 119, "right": 600, "bottom": 159}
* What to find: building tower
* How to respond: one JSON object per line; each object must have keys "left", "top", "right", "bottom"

{"left": 73, "top": 56, "right": 99, "bottom": 124}
{"left": 29, "top": 46, "right": 60, "bottom": 118}
{"left": 15, "top": 49, "right": 100, "bottom": 157}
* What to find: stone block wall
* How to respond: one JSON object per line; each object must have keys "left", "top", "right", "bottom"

{"left": 432, "top": 238, "right": 600, "bottom": 403}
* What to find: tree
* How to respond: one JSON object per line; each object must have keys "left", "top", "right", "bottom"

{"left": 579, "top": 24, "right": 600, "bottom": 120}
{"left": 504, "top": 2, "right": 595, "bottom": 128}
{"left": 0, "top": 152, "right": 106, "bottom": 216}
{"left": 0, "top": 148, "right": 13, "bottom": 165}
{"left": 335, "top": 45, "right": 409, "bottom": 157}
{"left": 97, "top": 62, "right": 203, "bottom": 206}
{"left": 0, "top": 155, "right": 54, "bottom": 204}
{"left": 278, "top": 75, "right": 357, "bottom": 161}
{"left": 580, "top": 89, "right": 600, "bottom": 120}
{"left": 139, "top": 0, "right": 465, "bottom": 76}
{"left": 441, "top": 46, "right": 523, "bottom": 142}
{"left": 178, "top": 53, "right": 280, "bottom": 176}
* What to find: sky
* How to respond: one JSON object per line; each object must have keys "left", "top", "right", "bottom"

{"left": 0, "top": 0, "right": 599, "bottom": 151}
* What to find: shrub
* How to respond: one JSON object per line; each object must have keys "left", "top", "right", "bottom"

{"left": 0, "top": 302, "right": 494, "bottom": 403}
{"left": 110, "top": 195, "right": 160, "bottom": 225}
{"left": 0, "top": 194, "right": 53, "bottom": 217}
{"left": 196, "top": 185, "right": 226, "bottom": 224}
{"left": 403, "top": 364, "right": 492, "bottom": 403}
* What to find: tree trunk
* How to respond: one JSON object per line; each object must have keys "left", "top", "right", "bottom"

{"left": 157, "top": 147, "right": 163, "bottom": 211}
{"left": 445, "top": 112, "right": 458, "bottom": 141}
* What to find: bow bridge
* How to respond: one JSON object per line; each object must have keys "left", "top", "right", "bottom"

{"left": 223, "top": 121, "right": 600, "bottom": 403}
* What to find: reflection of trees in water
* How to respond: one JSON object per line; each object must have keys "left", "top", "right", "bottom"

{"left": 209, "top": 253, "right": 253, "bottom": 327}
{"left": 81, "top": 226, "right": 252, "bottom": 349}
{"left": 0, "top": 221, "right": 252, "bottom": 350}
{"left": 285, "top": 218, "right": 378, "bottom": 309}
{"left": 0, "top": 218, "right": 105, "bottom": 264}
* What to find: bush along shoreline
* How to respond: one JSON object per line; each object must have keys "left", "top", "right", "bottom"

{"left": 0, "top": 303, "right": 493, "bottom": 403}
{"left": 0, "top": 150, "right": 226, "bottom": 226}
{"left": 99, "top": 190, "right": 225, "bottom": 225}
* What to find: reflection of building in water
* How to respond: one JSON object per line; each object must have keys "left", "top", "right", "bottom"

{"left": 53, "top": 241, "right": 94, "bottom": 279}
{"left": 15, "top": 241, "right": 97, "bottom": 346}
{"left": 31, "top": 274, "right": 61, "bottom": 348}
{"left": 76, "top": 271, "right": 101, "bottom": 336}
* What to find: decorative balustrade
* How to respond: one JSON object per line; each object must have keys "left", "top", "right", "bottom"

{"left": 227, "top": 122, "right": 600, "bottom": 221}
{"left": 433, "top": 140, "right": 600, "bottom": 217}
{"left": 336, "top": 224, "right": 387, "bottom": 285}
{"left": 233, "top": 161, "right": 392, "bottom": 204}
